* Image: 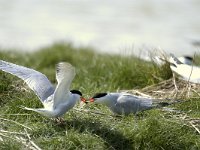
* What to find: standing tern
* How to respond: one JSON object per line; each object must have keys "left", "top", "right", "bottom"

{"left": 89, "top": 92, "right": 173, "bottom": 115}
{"left": 0, "top": 60, "right": 86, "bottom": 118}
{"left": 170, "top": 54, "right": 200, "bottom": 84}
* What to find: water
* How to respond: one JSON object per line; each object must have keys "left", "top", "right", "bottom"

{"left": 0, "top": 0, "right": 200, "bottom": 56}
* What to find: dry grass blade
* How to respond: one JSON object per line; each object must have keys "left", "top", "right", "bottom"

{"left": 126, "top": 78, "right": 200, "bottom": 99}
{"left": 189, "top": 121, "right": 200, "bottom": 134}
{"left": 0, "top": 114, "right": 31, "bottom": 116}
{"left": 24, "top": 129, "right": 42, "bottom": 150}
{"left": 163, "top": 110, "right": 200, "bottom": 135}
{"left": 0, "top": 132, "right": 17, "bottom": 141}
{"left": 0, "top": 130, "right": 27, "bottom": 135}
{"left": 14, "top": 135, "right": 40, "bottom": 150}
{"left": 0, "top": 126, "right": 41, "bottom": 150}
{"left": 0, "top": 118, "right": 32, "bottom": 130}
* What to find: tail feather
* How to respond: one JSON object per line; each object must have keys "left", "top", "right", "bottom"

{"left": 19, "top": 105, "right": 38, "bottom": 111}
{"left": 19, "top": 105, "right": 53, "bottom": 117}
{"left": 152, "top": 99, "right": 182, "bottom": 108}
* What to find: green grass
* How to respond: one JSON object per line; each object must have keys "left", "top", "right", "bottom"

{"left": 0, "top": 43, "right": 199, "bottom": 150}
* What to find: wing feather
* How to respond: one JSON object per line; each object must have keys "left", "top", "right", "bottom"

{"left": 116, "top": 94, "right": 152, "bottom": 114}
{"left": 0, "top": 60, "right": 54, "bottom": 101}
{"left": 53, "top": 62, "right": 76, "bottom": 107}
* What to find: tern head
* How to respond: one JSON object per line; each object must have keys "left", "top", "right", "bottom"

{"left": 169, "top": 54, "right": 194, "bottom": 66}
{"left": 183, "top": 56, "right": 193, "bottom": 62}
{"left": 70, "top": 90, "right": 86, "bottom": 103}
{"left": 90, "top": 93, "right": 108, "bottom": 103}
{"left": 178, "top": 56, "right": 193, "bottom": 65}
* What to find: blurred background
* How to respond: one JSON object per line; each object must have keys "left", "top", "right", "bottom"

{"left": 0, "top": 0, "right": 200, "bottom": 56}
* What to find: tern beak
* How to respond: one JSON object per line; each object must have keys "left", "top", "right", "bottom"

{"left": 81, "top": 97, "right": 86, "bottom": 103}
{"left": 89, "top": 98, "right": 94, "bottom": 102}
{"left": 81, "top": 97, "right": 89, "bottom": 104}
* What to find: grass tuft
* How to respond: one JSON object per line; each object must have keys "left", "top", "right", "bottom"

{"left": 0, "top": 43, "right": 199, "bottom": 149}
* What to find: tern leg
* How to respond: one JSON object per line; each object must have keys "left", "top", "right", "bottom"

{"left": 51, "top": 117, "right": 65, "bottom": 124}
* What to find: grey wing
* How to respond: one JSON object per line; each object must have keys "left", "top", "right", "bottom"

{"left": 116, "top": 94, "right": 152, "bottom": 114}
{"left": 170, "top": 53, "right": 183, "bottom": 65}
{"left": 53, "top": 62, "right": 76, "bottom": 107}
{"left": 0, "top": 60, "right": 54, "bottom": 102}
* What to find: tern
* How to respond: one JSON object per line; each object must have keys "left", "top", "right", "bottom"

{"left": 170, "top": 54, "right": 200, "bottom": 84}
{"left": 89, "top": 92, "right": 173, "bottom": 115}
{"left": 175, "top": 56, "right": 193, "bottom": 65}
{"left": 153, "top": 55, "right": 193, "bottom": 66}
{"left": 0, "top": 60, "right": 86, "bottom": 118}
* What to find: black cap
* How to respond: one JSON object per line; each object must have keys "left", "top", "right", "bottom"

{"left": 92, "top": 93, "right": 107, "bottom": 99}
{"left": 70, "top": 90, "right": 82, "bottom": 96}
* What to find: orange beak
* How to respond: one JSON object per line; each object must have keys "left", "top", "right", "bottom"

{"left": 81, "top": 97, "right": 86, "bottom": 103}
{"left": 90, "top": 98, "right": 94, "bottom": 102}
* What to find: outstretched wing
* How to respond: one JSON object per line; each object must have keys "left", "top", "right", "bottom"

{"left": 0, "top": 60, "right": 55, "bottom": 102}
{"left": 53, "top": 62, "right": 76, "bottom": 108}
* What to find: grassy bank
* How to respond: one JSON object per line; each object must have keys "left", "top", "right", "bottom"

{"left": 0, "top": 43, "right": 199, "bottom": 150}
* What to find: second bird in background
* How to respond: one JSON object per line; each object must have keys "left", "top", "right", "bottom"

{"left": 152, "top": 55, "right": 193, "bottom": 66}
{"left": 169, "top": 54, "right": 200, "bottom": 84}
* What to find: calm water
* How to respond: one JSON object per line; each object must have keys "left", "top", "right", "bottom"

{"left": 0, "top": 0, "right": 200, "bottom": 56}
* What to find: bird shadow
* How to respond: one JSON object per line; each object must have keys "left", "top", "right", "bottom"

{"left": 53, "top": 118, "right": 133, "bottom": 150}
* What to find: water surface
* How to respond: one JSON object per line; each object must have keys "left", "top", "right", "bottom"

{"left": 0, "top": 0, "right": 200, "bottom": 56}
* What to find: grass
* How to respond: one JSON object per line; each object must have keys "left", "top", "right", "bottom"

{"left": 0, "top": 42, "right": 200, "bottom": 150}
